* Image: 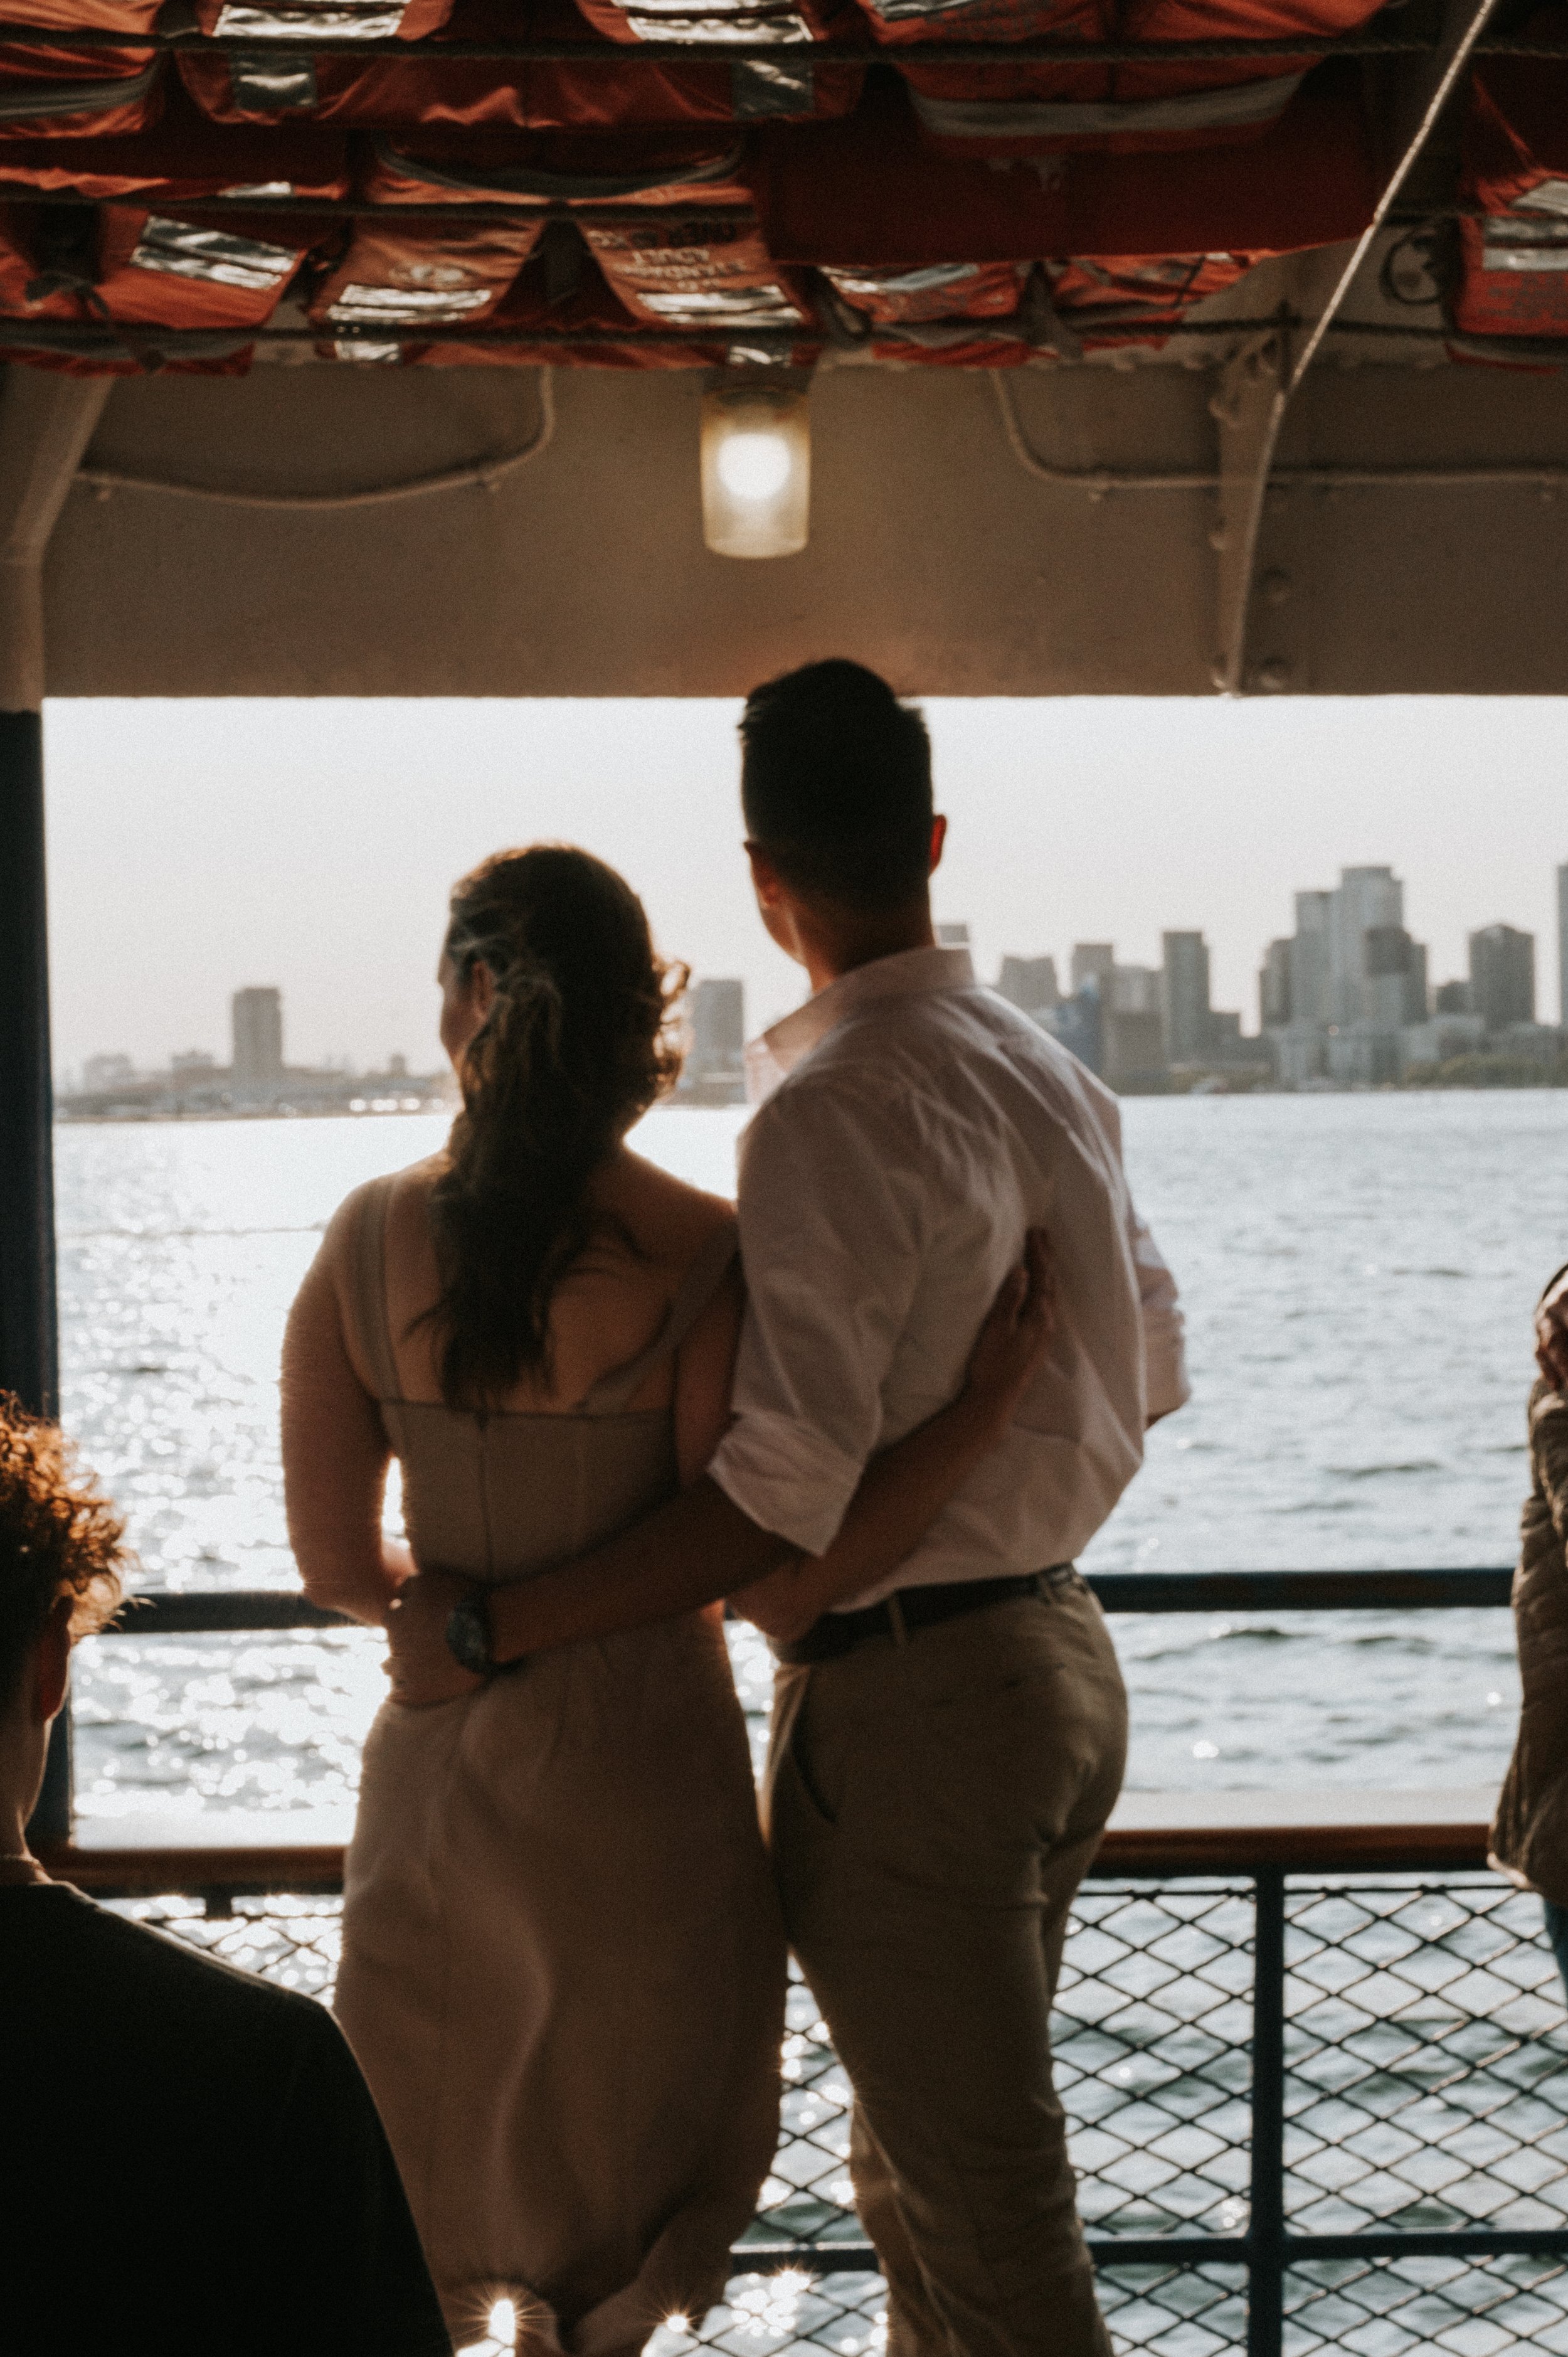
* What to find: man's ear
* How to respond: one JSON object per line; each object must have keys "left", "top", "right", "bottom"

{"left": 744, "top": 841, "right": 785, "bottom": 907}
{"left": 34, "top": 1599, "right": 72, "bottom": 1727}
{"left": 928, "top": 815, "right": 948, "bottom": 876}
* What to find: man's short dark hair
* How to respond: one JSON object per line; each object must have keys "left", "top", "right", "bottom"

{"left": 739, "top": 660, "right": 933, "bottom": 912}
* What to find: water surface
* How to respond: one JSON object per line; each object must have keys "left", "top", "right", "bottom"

{"left": 60, "top": 1092, "right": 1568, "bottom": 1821}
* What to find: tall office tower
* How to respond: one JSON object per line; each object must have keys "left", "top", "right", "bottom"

{"left": 231, "top": 987, "right": 283, "bottom": 1084}
{"left": 1558, "top": 864, "right": 1568, "bottom": 1024}
{"left": 1108, "top": 964, "right": 1160, "bottom": 1016}
{"left": 1259, "top": 939, "right": 1292, "bottom": 1028}
{"left": 1468, "top": 923, "right": 1536, "bottom": 1032}
{"left": 1406, "top": 940, "right": 1429, "bottom": 1025}
{"left": 935, "top": 922, "right": 970, "bottom": 949}
{"left": 1288, "top": 891, "right": 1332, "bottom": 1029}
{"left": 688, "top": 977, "right": 746, "bottom": 1077}
{"left": 1160, "top": 931, "right": 1212, "bottom": 1064}
{"left": 1071, "top": 942, "right": 1116, "bottom": 994}
{"left": 1363, "top": 925, "right": 1428, "bottom": 1030}
{"left": 1328, "top": 867, "right": 1403, "bottom": 1026}
{"left": 997, "top": 954, "right": 1059, "bottom": 1015}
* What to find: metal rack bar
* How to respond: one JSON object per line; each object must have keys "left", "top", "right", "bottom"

{"left": 0, "top": 18, "right": 1561, "bottom": 53}
{"left": 0, "top": 316, "right": 1495, "bottom": 353}
{"left": 0, "top": 23, "right": 1464, "bottom": 59}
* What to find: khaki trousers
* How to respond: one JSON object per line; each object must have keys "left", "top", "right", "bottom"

{"left": 763, "top": 1580, "right": 1128, "bottom": 2357}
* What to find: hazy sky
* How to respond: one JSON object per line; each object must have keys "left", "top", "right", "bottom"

{"left": 43, "top": 696, "right": 1567, "bottom": 1078}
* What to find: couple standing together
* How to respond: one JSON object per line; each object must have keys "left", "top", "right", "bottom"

{"left": 282, "top": 660, "right": 1189, "bottom": 2357}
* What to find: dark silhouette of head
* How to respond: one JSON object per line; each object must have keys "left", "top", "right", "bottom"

{"left": 739, "top": 661, "right": 934, "bottom": 913}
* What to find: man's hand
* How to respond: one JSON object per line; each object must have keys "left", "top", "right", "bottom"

{"left": 729, "top": 1559, "right": 816, "bottom": 1646}
{"left": 384, "top": 1568, "right": 485, "bottom": 1708}
{"left": 730, "top": 1234, "right": 1057, "bottom": 1647}
{"left": 1537, "top": 1272, "right": 1568, "bottom": 1393}
{"left": 958, "top": 1228, "right": 1056, "bottom": 1441}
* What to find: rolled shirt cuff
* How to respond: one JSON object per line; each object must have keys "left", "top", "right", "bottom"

{"left": 1145, "top": 1335, "right": 1192, "bottom": 1423}
{"left": 707, "top": 1410, "right": 868, "bottom": 1560}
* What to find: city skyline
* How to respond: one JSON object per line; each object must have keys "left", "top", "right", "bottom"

{"left": 43, "top": 696, "right": 1568, "bottom": 1073}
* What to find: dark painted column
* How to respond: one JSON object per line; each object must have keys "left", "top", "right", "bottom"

{"left": 1, "top": 710, "right": 70, "bottom": 1846}
{"left": 0, "top": 371, "right": 108, "bottom": 1856}
{"left": 0, "top": 709, "right": 58, "bottom": 1416}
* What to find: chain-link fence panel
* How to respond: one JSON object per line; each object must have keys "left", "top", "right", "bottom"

{"left": 1284, "top": 2250, "right": 1568, "bottom": 2355}
{"left": 1286, "top": 1878, "right": 1568, "bottom": 2237}
{"left": 112, "top": 1871, "right": 1568, "bottom": 2357}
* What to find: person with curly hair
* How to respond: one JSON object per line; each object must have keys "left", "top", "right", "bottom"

{"left": 0, "top": 1397, "right": 452, "bottom": 2357}
{"left": 282, "top": 843, "right": 1053, "bottom": 2356}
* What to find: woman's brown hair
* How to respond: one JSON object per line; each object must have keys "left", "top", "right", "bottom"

{"left": 425, "top": 845, "right": 685, "bottom": 1408}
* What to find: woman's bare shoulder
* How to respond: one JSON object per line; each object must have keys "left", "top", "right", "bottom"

{"left": 318, "top": 1155, "right": 447, "bottom": 1265}
{"left": 599, "top": 1147, "right": 736, "bottom": 1271}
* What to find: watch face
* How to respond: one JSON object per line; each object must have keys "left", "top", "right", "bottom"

{"left": 446, "top": 1598, "right": 490, "bottom": 1678}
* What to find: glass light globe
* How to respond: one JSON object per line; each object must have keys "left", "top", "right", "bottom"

{"left": 714, "top": 428, "right": 792, "bottom": 504}
{"left": 699, "top": 383, "right": 811, "bottom": 559}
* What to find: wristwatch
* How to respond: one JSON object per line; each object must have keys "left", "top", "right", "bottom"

{"left": 445, "top": 1590, "right": 496, "bottom": 1679}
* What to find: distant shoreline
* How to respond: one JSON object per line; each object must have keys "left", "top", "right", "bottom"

{"left": 55, "top": 1080, "right": 1568, "bottom": 1124}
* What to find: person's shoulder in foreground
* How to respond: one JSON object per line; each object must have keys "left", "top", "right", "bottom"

{"left": 0, "top": 1398, "right": 451, "bottom": 2357}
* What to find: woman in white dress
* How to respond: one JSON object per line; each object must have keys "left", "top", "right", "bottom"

{"left": 280, "top": 845, "right": 1050, "bottom": 2357}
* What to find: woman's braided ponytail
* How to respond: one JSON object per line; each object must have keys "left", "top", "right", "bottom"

{"left": 423, "top": 846, "right": 685, "bottom": 1408}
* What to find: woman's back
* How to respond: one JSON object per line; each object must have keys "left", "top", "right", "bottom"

{"left": 336, "top": 1152, "right": 739, "bottom": 1585}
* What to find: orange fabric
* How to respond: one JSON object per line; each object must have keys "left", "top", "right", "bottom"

{"left": 0, "top": 40, "right": 164, "bottom": 141}
{"left": 190, "top": 0, "right": 454, "bottom": 29}
{"left": 573, "top": 0, "right": 847, "bottom": 41}
{"left": 886, "top": 0, "right": 1383, "bottom": 159}
{"left": 823, "top": 255, "right": 1024, "bottom": 323}
{"left": 747, "top": 75, "right": 1372, "bottom": 260}
{"left": 363, "top": 122, "right": 754, "bottom": 205}
{"left": 179, "top": 0, "right": 862, "bottom": 130}
{"left": 0, "top": 101, "right": 350, "bottom": 198}
{"left": 307, "top": 215, "right": 546, "bottom": 331}
{"left": 1453, "top": 6, "right": 1568, "bottom": 344}
{"left": 581, "top": 213, "right": 812, "bottom": 327}
{"left": 0, "top": 0, "right": 160, "bottom": 24}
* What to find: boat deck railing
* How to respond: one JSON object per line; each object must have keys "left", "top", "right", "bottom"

{"left": 45, "top": 1569, "right": 1568, "bottom": 2357}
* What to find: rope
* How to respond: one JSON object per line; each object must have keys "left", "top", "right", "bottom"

{"left": 73, "top": 366, "right": 554, "bottom": 509}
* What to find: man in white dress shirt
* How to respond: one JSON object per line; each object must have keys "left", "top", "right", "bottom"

{"left": 707, "top": 662, "right": 1187, "bottom": 2357}
{"left": 396, "top": 659, "right": 1188, "bottom": 2357}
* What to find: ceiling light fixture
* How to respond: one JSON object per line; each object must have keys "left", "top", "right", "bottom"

{"left": 700, "top": 379, "right": 810, "bottom": 560}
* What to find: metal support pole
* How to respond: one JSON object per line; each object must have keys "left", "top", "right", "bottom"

{"left": 0, "top": 710, "right": 72, "bottom": 1848}
{"left": 1247, "top": 1865, "right": 1288, "bottom": 2357}
{"left": 1, "top": 365, "right": 110, "bottom": 1854}
{"left": 0, "top": 712, "right": 56, "bottom": 1417}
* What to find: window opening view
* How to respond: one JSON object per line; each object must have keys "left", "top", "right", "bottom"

{"left": 3, "top": 6, "right": 1567, "bottom": 2327}
{"left": 16, "top": 692, "right": 1568, "bottom": 2357}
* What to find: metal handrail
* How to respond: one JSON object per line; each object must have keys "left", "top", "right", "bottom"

{"left": 73, "top": 1560, "right": 1554, "bottom": 2357}
{"left": 108, "top": 1565, "right": 1513, "bottom": 1632}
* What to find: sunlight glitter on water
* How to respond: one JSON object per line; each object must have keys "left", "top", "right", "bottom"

{"left": 56, "top": 1091, "right": 1568, "bottom": 1814}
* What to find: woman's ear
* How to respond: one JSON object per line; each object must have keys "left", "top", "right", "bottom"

{"left": 34, "top": 1597, "right": 72, "bottom": 1727}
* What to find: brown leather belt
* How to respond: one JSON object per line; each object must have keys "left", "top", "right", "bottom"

{"left": 776, "top": 1565, "right": 1080, "bottom": 1666}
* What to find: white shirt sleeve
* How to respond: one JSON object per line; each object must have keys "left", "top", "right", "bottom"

{"left": 1130, "top": 1206, "right": 1190, "bottom": 1421}
{"left": 707, "top": 1079, "right": 930, "bottom": 1558}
